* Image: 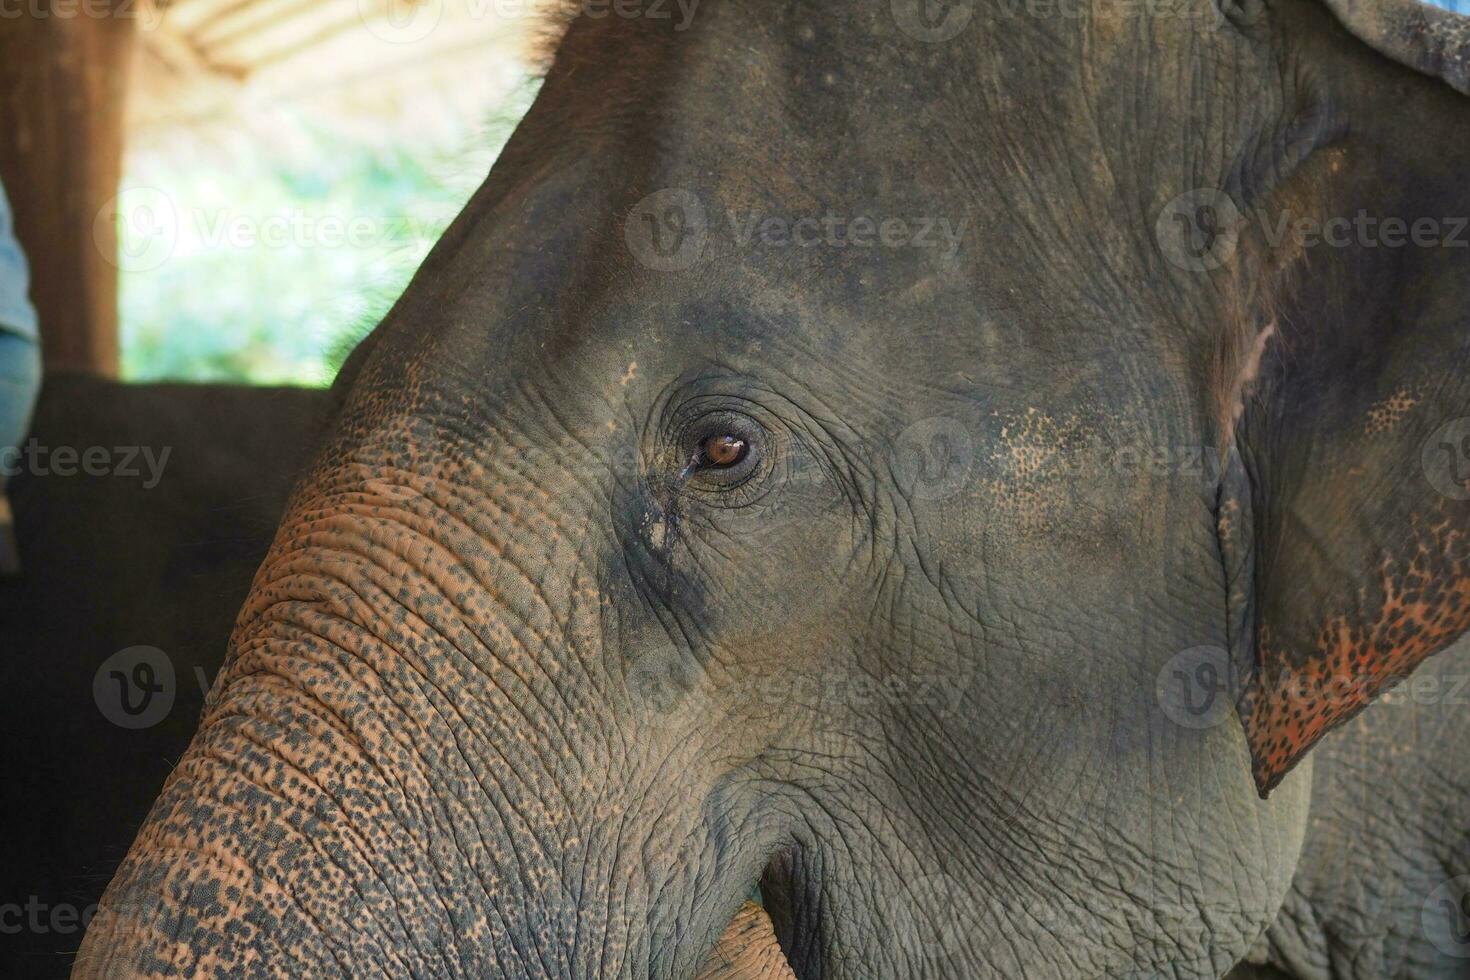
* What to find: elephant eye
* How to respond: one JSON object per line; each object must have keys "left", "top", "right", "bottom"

{"left": 674, "top": 410, "right": 765, "bottom": 493}
{"left": 699, "top": 433, "right": 748, "bottom": 469}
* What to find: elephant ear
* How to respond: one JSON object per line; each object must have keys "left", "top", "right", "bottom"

{"left": 1318, "top": 0, "right": 1470, "bottom": 94}
{"left": 1230, "top": 0, "right": 1470, "bottom": 796}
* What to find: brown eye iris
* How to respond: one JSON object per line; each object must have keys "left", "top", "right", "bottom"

{"left": 700, "top": 433, "right": 748, "bottom": 468}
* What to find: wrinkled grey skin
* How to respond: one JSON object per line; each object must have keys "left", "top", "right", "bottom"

{"left": 1209, "top": 639, "right": 1470, "bottom": 980}
{"left": 73, "top": 0, "right": 1470, "bottom": 977}
{"left": 1255, "top": 642, "right": 1470, "bottom": 978}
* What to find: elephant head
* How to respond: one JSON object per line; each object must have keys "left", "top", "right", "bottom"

{"left": 73, "top": 0, "right": 1470, "bottom": 976}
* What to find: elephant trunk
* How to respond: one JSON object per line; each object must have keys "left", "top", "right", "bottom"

{"left": 73, "top": 435, "right": 799, "bottom": 979}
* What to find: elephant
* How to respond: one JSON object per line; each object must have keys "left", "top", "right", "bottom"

{"left": 67, "top": 0, "right": 1470, "bottom": 975}
{"left": 0, "top": 375, "right": 328, "bottom": 979}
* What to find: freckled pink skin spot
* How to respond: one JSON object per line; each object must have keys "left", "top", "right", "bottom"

{"left": 1242, "top": 511, "right": 1470, "bottom": 794}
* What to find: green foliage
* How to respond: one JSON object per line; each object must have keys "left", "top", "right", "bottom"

{"left": 119, "top": 83, "right": 537, "bottom": 386}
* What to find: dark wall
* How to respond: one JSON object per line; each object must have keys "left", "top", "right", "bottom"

{"left": 0, "top": 374, "right": 329, "bottom": 977}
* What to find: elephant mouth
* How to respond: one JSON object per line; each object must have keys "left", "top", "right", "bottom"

{"left": 696, "top": 851, "right": 812, "bottom": 980}
{"left": 698, "top": 901, "right": 798, "bottom": 980}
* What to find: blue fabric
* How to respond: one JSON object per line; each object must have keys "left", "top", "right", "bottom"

{"left": 0, "top": 177, "right": 38, "bottom": 341}
{"left": 0, "top": 175, "right": 41, "bottom": 478}
{"left": 0, "top": 330, "right": 41, "bottom": 459}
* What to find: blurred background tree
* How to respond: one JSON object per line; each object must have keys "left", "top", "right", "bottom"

{"left": 118, "top": 91, "right": 534, "bottom": 385}
{"left": 114, "top": 0, "right": 542, "bottom": 386}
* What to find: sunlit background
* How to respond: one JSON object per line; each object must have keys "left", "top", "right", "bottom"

{"left": 116, "top": 0, "right": 542, "bottom": 385}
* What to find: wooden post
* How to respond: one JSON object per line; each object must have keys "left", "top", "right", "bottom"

{"left": 0, "top": 0, "right": 137, "bottom": 376}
